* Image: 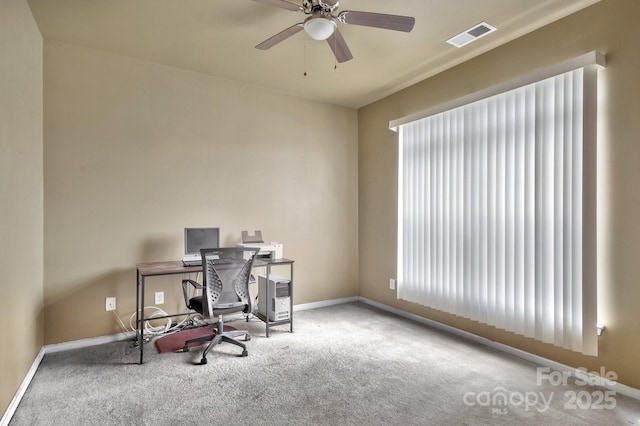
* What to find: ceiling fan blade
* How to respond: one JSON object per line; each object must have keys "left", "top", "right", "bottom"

{"left": 326, "top": 28, "right": 353, "bottom": 63}
{"left": 251, "top": 0, "right": 303, "bottom": 12}
{"left": 256, "top": 23, "right": 304, "bottom": 50}
{"left": 337, "top": 11, "right": 415, "bottom": 32}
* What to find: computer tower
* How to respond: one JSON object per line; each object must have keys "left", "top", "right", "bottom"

{"left": 258, "top": 274, "right": 291, "bottom": 321}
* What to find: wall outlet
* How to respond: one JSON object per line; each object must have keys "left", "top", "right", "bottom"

{"left": 106, "top": 297, "right": 116, "bottom": 311}
{"left": 155, "top": 291, "right": 164, "bottom": 305}
{"left": 389, "top": 279, "right": 396, "bottom": 290}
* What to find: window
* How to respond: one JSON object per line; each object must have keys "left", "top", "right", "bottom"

{"left": 390, "top": 53, "right": 603, "bottom": 355}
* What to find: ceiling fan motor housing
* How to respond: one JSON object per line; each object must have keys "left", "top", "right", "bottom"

{"left": 304, "top": 0, "right": 339, "bottom": 14}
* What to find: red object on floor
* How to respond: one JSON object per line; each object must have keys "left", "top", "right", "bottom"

{"left": 154, "top": 325, "right": 236, "bottom": 353}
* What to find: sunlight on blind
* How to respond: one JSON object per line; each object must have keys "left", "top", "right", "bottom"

{"left": 395, "top": 58, "right": 601, "bottom": 355}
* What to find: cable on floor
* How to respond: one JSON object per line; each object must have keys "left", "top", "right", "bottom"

{"left": 128, "top": 306, "right": 190, "bottom": 336}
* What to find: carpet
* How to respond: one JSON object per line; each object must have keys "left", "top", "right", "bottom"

{"left": 10, "top": 303, "right": 640, "bottom": 425}
{"left": 154, "top": 325, "right": 237, "bottom": 353}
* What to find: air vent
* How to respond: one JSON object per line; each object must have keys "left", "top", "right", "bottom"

{"left": 447, "top": 22, "right": 496, "bottom": 48}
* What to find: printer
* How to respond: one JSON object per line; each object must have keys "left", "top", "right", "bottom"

{"left": 238, "top": 230, "right": 283, "bottom": 260}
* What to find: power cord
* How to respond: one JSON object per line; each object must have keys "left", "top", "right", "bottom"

{"left": 110, "top": 310, "right": 129, "bottom": 333}
{"left": 128, "top": 306, "right": 192, "bottom": 337}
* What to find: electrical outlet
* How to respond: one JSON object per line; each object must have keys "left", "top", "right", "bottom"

{"left": 106, "top": 297, "right": 116, "bottom": 311}
{"left": 389, "top": 279, "right": 396, "bottom": 290}
{"left": 155, "top": 291, "right": 164, "bottom": 305}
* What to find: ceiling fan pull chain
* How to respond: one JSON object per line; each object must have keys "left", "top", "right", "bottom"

{"left": 304, "top": 36, "right": 308, "bottom": 76}
{"left": 333, "top": 33, "right": 337, "bottom": 70}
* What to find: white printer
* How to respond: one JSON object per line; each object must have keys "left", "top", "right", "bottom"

{"left": 237, "top": 230, "right": 283, "bottom": 260}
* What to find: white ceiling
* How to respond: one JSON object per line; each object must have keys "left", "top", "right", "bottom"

{"left": 27, "top": 0, "right": 600, "bottom": 108}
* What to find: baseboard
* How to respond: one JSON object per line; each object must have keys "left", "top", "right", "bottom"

{"left": 293, "top": 296, "right": 359, "bottom": 312}
{"left": 358, "top": 296, "right": 640, "bottom": 401}
{"left": 0, "top": 347, "right": 45, "bottom": 426}
{"left": 44, "top": 331, "right": 136, "bottom": 354}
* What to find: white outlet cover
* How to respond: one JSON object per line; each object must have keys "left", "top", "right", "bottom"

{"left": 106, "top": 297, "right": 116, "bottom": 311}
{"left": 155, "top": 292, "right": 164, "bottom": 305}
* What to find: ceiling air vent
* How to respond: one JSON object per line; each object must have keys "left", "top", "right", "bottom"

{"left": 447, "top": 22, "right": 496, "bottom": 48}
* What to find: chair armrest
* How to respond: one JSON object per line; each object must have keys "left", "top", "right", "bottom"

{"left": 181, "top": 279, "right": 203, "bottom": 310}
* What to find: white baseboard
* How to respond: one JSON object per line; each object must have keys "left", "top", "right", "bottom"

{"left": 358, "top": 296, "right": 640, "bottom": 401}
{"left": 293, "top": 296, "right": 358, "bottom": 312}
{"left": 44, "top": 331, "right": 135, "bottom": 354}
{"left": 1, "top": 347, "right": 45, "bottom": 426}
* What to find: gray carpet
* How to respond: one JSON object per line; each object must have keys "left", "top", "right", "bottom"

{"left": 10, "top": 303, "right": 640, "bottom": 425}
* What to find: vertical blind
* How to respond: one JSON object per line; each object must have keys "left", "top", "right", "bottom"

{"left": 393, "top": 55, "right": 601, "bottom": 355}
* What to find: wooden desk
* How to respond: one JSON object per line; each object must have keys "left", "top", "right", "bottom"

{"left": 135, "top": 258, "right": 294, "bottom": 364}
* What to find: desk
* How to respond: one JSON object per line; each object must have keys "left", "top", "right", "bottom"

{"left": 135, "top": 257, "right": 294, "bottom": 364}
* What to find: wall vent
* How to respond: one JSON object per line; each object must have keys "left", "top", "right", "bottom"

{"left": 447, "top": 22, "right": 496, "bottom": 48}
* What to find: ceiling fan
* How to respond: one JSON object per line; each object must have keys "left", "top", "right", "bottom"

{"left": 252, "top": 0, "right": 415, "bottom": 63}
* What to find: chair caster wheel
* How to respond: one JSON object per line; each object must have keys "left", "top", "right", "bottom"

{"left": 245, "top": 335, "right": 251, "bottom": 341}
{"left": 241, "top": 350, "right": 248, "bottom": 357}
{"left": 200, "top": 357, "right": 208, "bottom": 365}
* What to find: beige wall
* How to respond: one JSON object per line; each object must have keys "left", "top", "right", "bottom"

{"left": 43, "top": 40, "right": 358, "bottom": 344}
{"left": 5, "top": 0, "right": 640, "bottom": 418}
{"left": 0, "top": 0, "right": 44, "bottom": 416}
{"left": 359, "top": 0, "right": 640, "bottom": 389}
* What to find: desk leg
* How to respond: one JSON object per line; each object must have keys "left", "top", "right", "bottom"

{"left": 137, "top": 271, "right": 145, "bottom": 364}
{"left": 289, "top": 263, "right": 294, "bottom": 333}
{"left": 265, "top": 265, "right": 271, "bottom": 338}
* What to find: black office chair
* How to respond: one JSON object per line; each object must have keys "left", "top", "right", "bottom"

{"left": 181, "top": 246, "right": 259, "bottom": 365}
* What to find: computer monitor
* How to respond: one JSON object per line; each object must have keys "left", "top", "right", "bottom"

{"left": 184, "top": 227, "right": 220, "bottom": 255}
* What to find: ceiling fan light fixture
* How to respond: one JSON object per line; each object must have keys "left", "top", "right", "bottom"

{"left": 304, "top": 17, "right": 336, "bottom": 40}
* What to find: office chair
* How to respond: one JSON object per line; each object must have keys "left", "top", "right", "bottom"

{"left": 181, "top": 246, "right": 259, "bottom": 365}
